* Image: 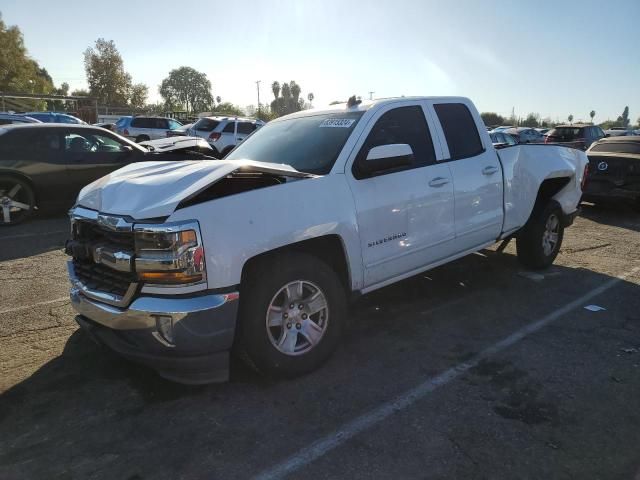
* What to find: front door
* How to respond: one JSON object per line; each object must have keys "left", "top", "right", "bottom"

{"left": 346, "top": 104, "right": 456, "bottom": 289}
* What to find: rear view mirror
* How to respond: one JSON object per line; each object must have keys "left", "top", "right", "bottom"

{"left": 360, "top": 144, "right": 414, "bottom": 175}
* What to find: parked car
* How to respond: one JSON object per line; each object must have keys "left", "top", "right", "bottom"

{"left": 583, "top": 135, "right": 640, "bottom": 211}
{"left": 0, "top": 124, "right": 215, "bottom": 225}
{"left": 605, "top": 127, "right": 632, "bottom": 137}
{"left": 0, "top": 113, "right": 42, "bottom": 125}
{"left": 491, "top": 125, "right": 515, "bottom": 132}
{"left": 66, "top": 96, "right": 587, "bottom": 384}
{"left": 503, "top": 127, "right": 544, "bottom": 144}
{"left": 93, "top": 122, "right": 115, "bottom": 131}
{"left": 166, "top": 122, "right": 194, "bottom": 137}
{"left": 489, "top": 131, "right": 518, "bottom": 148}
{"left": 25, "top": 112, "right": 86, "bottom": 124}
{"left": 188, "top": 116, "right": 265, "bottom": 157}
{"left": 114, "top": 116, "right": 183, "bottom": 142}
{"left": 545, "top": 124, "right": 605, "bottom": 150}
{"left": 535, "top": 128, "right": 550, "bottom": 135}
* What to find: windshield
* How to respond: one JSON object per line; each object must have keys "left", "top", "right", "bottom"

{"left": 590, "top": 142, "right": 640, "bottom": 154}
{"left": 225, "top": 111, "right": 364, "bottom": 174}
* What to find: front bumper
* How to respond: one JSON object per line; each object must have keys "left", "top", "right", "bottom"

{"left": 70, "top": 287, "right": 239, "bottom": 384}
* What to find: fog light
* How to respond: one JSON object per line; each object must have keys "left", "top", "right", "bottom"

{"left": 155, "top": 315, "right": 174, "bottom": 345}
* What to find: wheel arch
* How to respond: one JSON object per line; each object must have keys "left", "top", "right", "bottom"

{"left": 240, "top": 234, "right": 352, "bottom": 293}
{"left": 0, "top": 169, "right": 38, "bottom": 205}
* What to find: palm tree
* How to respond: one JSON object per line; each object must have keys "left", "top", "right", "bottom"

{"left": 271, "top": 81, "right": 280, "bottom": 100}
{"left": 307, "top": 92, "right": 314, "bottom": 106}
{"left": 290, "top": 81, "right": 301, "bottom": 102}
{"left": 590, "top": 110, "right": 595, "bottom": 124}
{"left": 216, "top": 96, "right": 221, "bottom": 104}
{"left": 568, "top": 114, "right": 574, "bottom": 124}
{"left": 281, "top": 83, "right": 291, "bottom": 99}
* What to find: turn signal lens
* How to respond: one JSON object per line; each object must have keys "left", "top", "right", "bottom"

{"left": 138, "top": 271, "right": 204, "bottom": 284}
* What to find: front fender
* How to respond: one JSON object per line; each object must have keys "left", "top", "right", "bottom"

{"left": 167, "top": 175, "right": 364, "bottom": 291}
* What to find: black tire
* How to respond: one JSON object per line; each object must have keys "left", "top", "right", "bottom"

{"left": 135, "top": 135, "right": 150, "bottom": 143}
{"left": 220, "top": 147, "right": 233, "bottom": 158}
{"left": 0, "top": 176, "right": 36, "bottom": 226}
{"left": 516, "top": 201, "right": 564, "bottom": 270}
{"left": 237, "top": 252, "right": 347, "bottom": 378}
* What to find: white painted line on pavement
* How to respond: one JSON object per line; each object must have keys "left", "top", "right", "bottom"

{"left": 0, "top": 230, "right": 68, "bottom": 241}
{"left": 254, "top": 266, "right": 640, "bottom": 480}
{"left": 0, "top": 296, "right": 69, "bottom": 315}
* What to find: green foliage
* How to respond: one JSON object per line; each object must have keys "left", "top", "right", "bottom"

{"left": 159, "top": 66, "right": 213, "bottom": 113}
{"left": 617, "top": 106, "right": 630, "bottom": 128}
{"left": 214, "top": 102, "right": 243, "bottom": 116}
{"left": 129, "top": 83, "right": 148, "bottom": 110}
{"left": 71, "top": 88, "right": 90, "bottom": 97}
{"left": 567, "top": 114, "right": 574, "bottom": 124}
{"left": 84, "top": 39, "right": 132, "bottom": 106}
{"left": 0, "top": 14, "right": 54, "bottom": 109}
{"left": 480, "top": 112, "right": 505, "bottom": 126}
{"left": 589, "top": 110, "right": 596, "bottom": 123}
{"left": 521, "top": 113, "right": 540, "bottom": 128}
{"left": 270, "top": 80, "right": 305, "bottom": 117}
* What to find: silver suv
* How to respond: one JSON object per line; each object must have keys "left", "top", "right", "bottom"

{"left": 115, "top": 116, "right": 183, "bottom": 142}
{"left": 188, "top": 116, "right": 265, "bottom": 157}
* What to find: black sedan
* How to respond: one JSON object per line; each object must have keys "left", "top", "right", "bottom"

{"left": 0, "top": 124, "right": 215, "bottom": 225}
{"left": 583, "top": 135, "right": 640, "bottom": 211}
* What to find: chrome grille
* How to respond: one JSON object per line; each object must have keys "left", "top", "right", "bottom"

{"left": 72, "top": 259, "right": 136, "bottom": 297}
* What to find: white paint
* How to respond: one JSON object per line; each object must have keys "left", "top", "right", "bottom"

{"left": 584, "top": 304, "right": 606, "bottom": 312}
{"left": 0, "top": 296, "right": 69, "bottom": 315}
{"left": 253, "top": 266, "right": 639, "bottom": 480}
{"left": 0, "top": 230, "right": 67, "bottom": 241}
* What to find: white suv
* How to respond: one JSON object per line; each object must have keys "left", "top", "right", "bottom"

{"left": 115, "top": 116, "right": 183, "bottom": 142}
{"left": 188, "top": 116, "right": 265, "bottom": 157}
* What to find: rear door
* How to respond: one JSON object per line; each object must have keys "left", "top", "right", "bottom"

{"left": 236, "top": 121, "right": 256, "bottom": 145}
{"left": 431, "top": 101, "right": 504, "bottom": 251}
{"left": 346, "top": 103, "right": 456, "bottom": 289}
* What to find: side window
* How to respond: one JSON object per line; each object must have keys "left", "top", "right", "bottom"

{"left": 168, "top": 120, "right": 181, "bottom": 130}
{"left": 434, "top": 103, "right": 484, "bottom": 160}
{"left": 223, "top": 122, "right": 236, "bottom": 133}
{"left": 155, "top": 118, "right": 169, "bottom": 129}
{"left": 353, "top": 105, "right": 436, "bottom": 179}
{"left": 34, "top": 131, "right": 61, "bottom": 151}
{"left": 130, "top": 117, "right": 144, "bottom": 128}
{"left": 64, "top": 131, "right": 126, "bottom": 154}
{"left": 237, "top": 122, "right": 255, "bottom": 135}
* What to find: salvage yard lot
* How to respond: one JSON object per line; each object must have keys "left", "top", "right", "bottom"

{"left": 1, "top": 205, "right": 639, "bottom": 479}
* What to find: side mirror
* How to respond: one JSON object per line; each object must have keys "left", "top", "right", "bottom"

{"left": 604, "top": 133, "right": 611, "bottom": 138}
{"left": 360, "top": 144, "right": 414, "bottom": 175}
{"left": 120, "top": 145, "right": 133, "bottom": 153}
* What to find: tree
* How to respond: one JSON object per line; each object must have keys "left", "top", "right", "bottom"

{"left": 307, "top": 92, "right": 314, "bottom": 105}
{"left": 589, "top": 110, "right": 596, "bottom": 124}
{"left": 129, "top": 83, "right": 148, "bottom": 110}
{"left": 159, "top": 66, "right": 213, "bottom": 113}
{"left": 216, "top": 96, "right": 221, "bottom": 104}
{"left": 521, "top": 113, "right": 540, "bottom": 128}
{"left": 617, "top": 106, "right": 630, "bottom": 128}
{"left": 568, "top": 114, "right": 574, "bottom": 124}
{"left": 71, "top": 88, "right": 90, "bottom": 97}
{"left": 84, "top": 39, "right": 133, "bottom": 106}
{"left": 269, "top": 80, "right": 306, "bottom": 117}
{"left": 215, "top": 102, "right": 243, "bottom": 116}
{"left": 480, "top": 112, "right": 505, "bottom": 127}
{"left": 0, "top": 14, "right": 54, "bottom": 108}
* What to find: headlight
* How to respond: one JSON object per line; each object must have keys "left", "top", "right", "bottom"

{"left": 134, "top": 222, "right": 206, "bottom": 286}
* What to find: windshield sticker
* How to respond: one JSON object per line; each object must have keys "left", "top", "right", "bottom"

{"left": 319, "top": 118, "right": 356, "bottom": 128}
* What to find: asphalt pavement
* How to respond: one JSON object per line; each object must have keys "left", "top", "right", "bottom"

{"left": 0, "top": 204, "right": 639, "bottom": 480}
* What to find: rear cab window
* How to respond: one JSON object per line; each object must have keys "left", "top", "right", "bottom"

{"left": 433, "top": 103, "right": 484, "bottom": 159}
{"left": 590, "top": 142, "right": 640, "bottom": 154}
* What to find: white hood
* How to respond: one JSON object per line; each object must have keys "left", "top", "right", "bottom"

{"left": 76, "top": 159, "right": 308, "bottom": 220}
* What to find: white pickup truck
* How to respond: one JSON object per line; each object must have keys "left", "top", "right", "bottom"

{"left": 66, "top": 96, "right": 588, "bottom": 384}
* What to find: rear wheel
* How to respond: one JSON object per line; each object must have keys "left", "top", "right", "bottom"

{"left": 237, "top": 252, "right": 346, "bottom": 378}
{"left": 516, "top": 201, "right": 564, "bottom": 269}
{"left": 0, "top": 176, "right": 35, "bottom": 226}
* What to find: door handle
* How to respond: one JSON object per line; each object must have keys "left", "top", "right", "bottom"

{"left": 482, "top": 166, "right": 499, "bottom": 175}
{"left": 428, "top": 177, "right": 450, "bottom": 187}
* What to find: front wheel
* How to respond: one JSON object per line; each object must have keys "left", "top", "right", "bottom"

{"left": 237, "top": 252, "right": 346, "bottom": 378}
{"left": 516, "top": 201, "right": 564, "bottom": 270}
{"left": 0, "top": 176, "right": 35, "bottom": 226}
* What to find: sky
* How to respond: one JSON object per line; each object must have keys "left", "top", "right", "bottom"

{"left": 1, "top": 0, "right": 638, "bottom": 123}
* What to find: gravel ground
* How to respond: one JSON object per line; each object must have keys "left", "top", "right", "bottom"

{"left": 0, "top": 203, "right": 639, "bottom": 480}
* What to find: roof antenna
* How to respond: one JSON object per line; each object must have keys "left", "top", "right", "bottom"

{"left": 347, "top": 95, "right": 362, "bottom": 108}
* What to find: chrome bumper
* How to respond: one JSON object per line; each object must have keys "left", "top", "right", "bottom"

{"left": 70, "top": 287, "right": 239, "bottom": 331}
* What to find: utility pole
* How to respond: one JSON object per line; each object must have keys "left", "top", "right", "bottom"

{"left": 368, "top": 91, "right": 375, "bottom": 100}
{"left": 256, "top": 80, "right": 261, "bottom": 117}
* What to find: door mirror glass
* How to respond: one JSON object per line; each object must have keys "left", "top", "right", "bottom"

{"left": 361, "top": 144, "right": 414, "bottom": 175}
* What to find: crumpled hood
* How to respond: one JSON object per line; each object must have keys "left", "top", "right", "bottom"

{"left": 76, "top": 159, "right": 308, "bottom": 220}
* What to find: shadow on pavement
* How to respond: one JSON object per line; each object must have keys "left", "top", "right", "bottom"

{"left": 579, "top": 201, "right": 640, "bottom": 232}
{"left": 0, "top": 213, "right": 69, "bottom": 262}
